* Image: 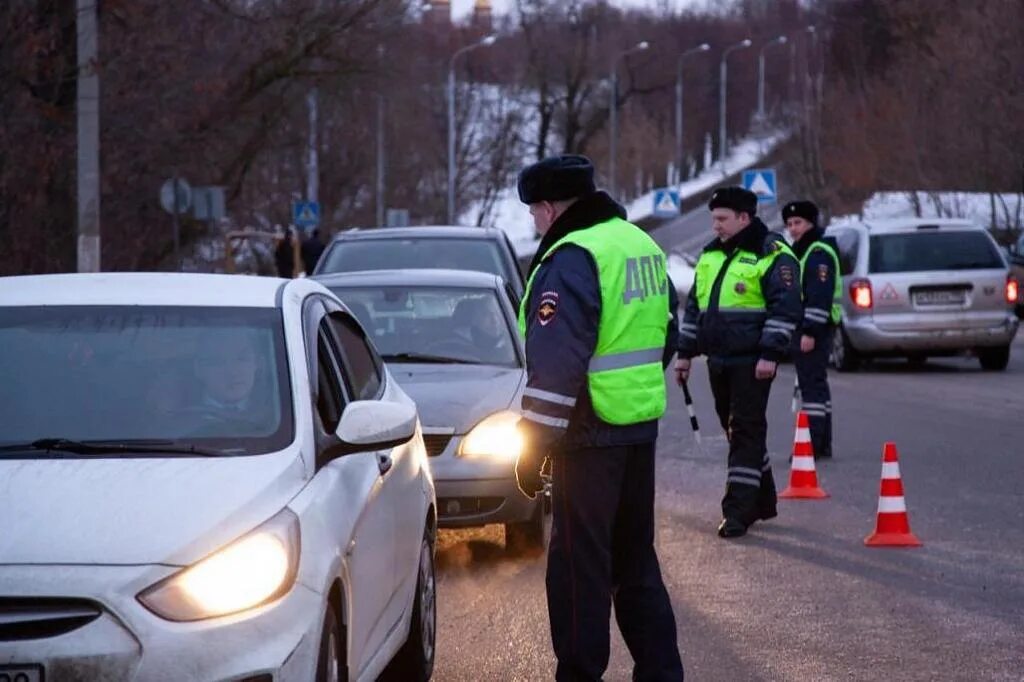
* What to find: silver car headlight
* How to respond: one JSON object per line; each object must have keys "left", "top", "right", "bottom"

{"left": 458, "top": 410, "right": 524, "bottom": 461}
{"left": 138, "top": 509, "right": 300, "bottom": 622}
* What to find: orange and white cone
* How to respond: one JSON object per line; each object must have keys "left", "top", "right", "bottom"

{"left": 865, "top": 442, "right": 922, "bottom": 547}
{"left": 779, "top": 411, "right": 829, "bottom": 499}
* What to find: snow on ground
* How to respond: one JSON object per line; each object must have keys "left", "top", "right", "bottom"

{"left": 831, "top": 191, "right": 1024, "bottom": 231}
{"left": 667, "top": 253, "right": 696, "bottom": 298}
{"left": 467, "top": 130, "right": 791, "bottom": 261}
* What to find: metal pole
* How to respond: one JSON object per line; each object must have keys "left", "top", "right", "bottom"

{"left": 172, "top": 175, "right": 180, "bottom": 271}
{"left": 718, "top": 57, "right": 727, "bottom": 165}
{"left": 376, "top": 44, "right": 385, "bottom": 227}
{"left": 376, "top": 93, "right": 386, "bottom": 226}
{"left": 446, "top": 35, "right": 496, "bottom": 226}
{"left": 446, "top": 65, "right": 456, "bottom": 224}
{"left": 76, "top": 0, "right": 100, "bottom": 272}
{"left": 757, "top": 51, "right": 766, "bottom": 120}
{"left": 718, "top": 40, "right": 752, "bottom": 167}
{"left": 758, "top": 36, "right": 787, "bottom": 122}
{"left": 673, "top": 44, "right": 710, "bottom": 185}
{"left": 610, "top": 67, "right": 618, "bottom": 197}
{"left": 674, "top": 69, "right": 682, "bottom": 185}
{"left": 608, "top": 41, "right": 649, "bottom": 199}
{"left": 307, "top": 88, "right": 319, "bottom": 204}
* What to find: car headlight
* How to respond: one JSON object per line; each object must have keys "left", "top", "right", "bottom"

{"left": 459, "top": 410, "right": 524, "bottom": 461}
{"left": 138, "top": 509, "right": 300, "bottom": 622}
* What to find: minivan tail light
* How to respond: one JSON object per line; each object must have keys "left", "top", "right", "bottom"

{"left": 850, "top": 279, "right": 873, "bottom": 309}
{"left": 1008, "top": 276, "right": 1019, "bottom": 304}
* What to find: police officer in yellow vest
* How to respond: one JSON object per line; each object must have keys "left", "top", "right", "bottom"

{"left": 783, "top": 200, "right": 841, "bottom": 459}
{"left": 675, "top": 186, "right": 803, "bottom": 538}
{"left": 513, "top": 155, "right": 684, "bottom": 681}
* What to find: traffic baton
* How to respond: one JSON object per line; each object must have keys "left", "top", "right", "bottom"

{"left": 791, "top": 375, "right": 801, "bottom": 413}
{"left": 681, "top": 381, "right": 702, "bottom": 446}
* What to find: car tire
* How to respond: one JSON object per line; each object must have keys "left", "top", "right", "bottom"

{"left": 384, "top": 530, "right": 436, "bottom": 682}
{"left": 505, "top": 499, "right": 551, "bottom": 555}
{"left": 831, "top": 325, "right": 861, "bottom": 372}
{"left": 977, "top": 345, "right": 1010, "bottom": 371}
{"left": 316, "top": 600, "right": 345, "bottom": 682}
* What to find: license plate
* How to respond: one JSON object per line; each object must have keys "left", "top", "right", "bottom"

{"left": 914, "top": 290, "right": 965, "bottom": 305}
{"left": 0, "top": 666, "right": 44, "bottom": 682}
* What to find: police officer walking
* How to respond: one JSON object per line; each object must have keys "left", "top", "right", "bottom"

{"left": 513, "top": 154, "right": 684, "bottom": 681}
{"left": 675, "top": 187, "right": 802, "bottom": 538}
{"left": 783, "top": 200, "right": 841, "bottom": 458}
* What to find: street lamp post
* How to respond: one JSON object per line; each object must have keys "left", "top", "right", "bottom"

{"left": 718, "top": 39, "right": 752, "bottom": 166}
{"left": 609, "top": 41, "right": 649, "bottom": 198}
{"left": 675, "top": 43, "right": 710, "bottom": 184}
{"left": 757, "top": 35, "right": 788, "bottom": 121}
{"left": 447, "top": 34, "right": 496, "bottom": 225}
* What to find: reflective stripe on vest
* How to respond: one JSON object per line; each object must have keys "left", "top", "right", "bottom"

{"left": 799, "top": 241, "right": 843, "bottom": 323}
{"left": 519, "top": 217, "right": 668, "bottom": 425}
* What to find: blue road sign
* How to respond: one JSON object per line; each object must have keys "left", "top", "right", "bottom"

{"left": 652, "top": 188, "right": 681, "bottom": 218}
{"left": 292, "top": 201, "right": 321, "bottom": 228}
{"left": 742, "top": 168, "right": 778, "bottom": 204}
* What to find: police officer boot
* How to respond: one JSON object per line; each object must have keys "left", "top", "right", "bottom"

{"left": 717, "top": 517, "right": 748, "bottom": 538}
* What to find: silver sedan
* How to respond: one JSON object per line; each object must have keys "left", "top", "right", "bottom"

{"left": 316, "top": 268, "right": 550, "bottom": 551}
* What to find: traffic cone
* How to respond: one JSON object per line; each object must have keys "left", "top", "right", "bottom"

{"left": 865, "top": 442, "right": 922, "bottom": 547}
{"left": 779, "top": 411, "right": 829, "bottom": 499}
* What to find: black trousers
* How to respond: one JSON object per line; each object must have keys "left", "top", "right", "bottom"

{"left": 707, "top": 359, "right": 777, "bottom": 525}
{"left": 546, "top": 442, "right": 684, "bottom": 681}
{"left": 794, "top": 328, "right": 834, "bottom": 458}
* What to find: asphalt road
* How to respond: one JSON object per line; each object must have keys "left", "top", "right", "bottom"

{"left": 431, "top": 210, "right": 1024, "bottom": 681}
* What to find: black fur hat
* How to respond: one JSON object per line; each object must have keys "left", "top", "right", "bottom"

{"left": 708, "top": 186, "right": 758, "bottom": 217}
{"left": 781, "top": 200, "right": 820, "bottom": 226}
{"left": 518, "top": 155, "right": 596, "bottom": 204}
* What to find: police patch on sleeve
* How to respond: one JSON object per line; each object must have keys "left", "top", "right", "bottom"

{"left": 818, "top": 263, "right": 830, "bottom": 282}
{"left": 538, "top": 291, "right": 559, "bottom": 326}
{"left": 779, "top": 264, "right": 794, "bottom": 287}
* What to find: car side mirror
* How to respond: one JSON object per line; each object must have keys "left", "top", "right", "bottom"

{"left": 329, "top": 400, "right": 417, "bottom": 458}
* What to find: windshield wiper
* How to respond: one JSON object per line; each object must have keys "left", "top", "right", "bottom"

{"left": 381, "top": 352, "right": 480, "bottom": 365}
{"left": 0, "top": 438, "right": 227, "bottom": 458}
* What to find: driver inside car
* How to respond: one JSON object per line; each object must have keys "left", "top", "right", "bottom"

{"left": 194, "top": 329, "right": 262, "bottom": 417}
{"left": 451, "top": 297, "right": 510, "bottom": 358}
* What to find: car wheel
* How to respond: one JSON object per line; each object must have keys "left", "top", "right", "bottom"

{"left": 831, "top": 325, "right": 861, "bottom": 372}
{"left": 385, "top": 530, "right": 436, "bottom": 682}
{"left": 977, "top": 345, "right": 1010, "bottom": 371}
{"left": 505, "top": 499, "right": 551, "bottom": 555}
{"left": 316, "top": 600, "right": 345, "bottom": 682}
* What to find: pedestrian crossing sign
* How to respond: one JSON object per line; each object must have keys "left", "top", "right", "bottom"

{"left": 652, "top": 188, "right": 681, "bottom": 218}
{"left": 292, "top": 201, "right": 321, "bottom": 228}
{"left": 741, "top": 168, "right": 778, "bottom": 204}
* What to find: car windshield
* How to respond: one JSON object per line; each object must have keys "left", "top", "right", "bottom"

{"left": 0, "top": 306, "right": 293, "bottom": 456}
{"left": 320, "top": 237, "right": 512, "bottom": 282}
{"left": 869, "top": 231, "right": 1004, "bottom": 273}
{"left": 330, "top": 286, "right": 519, "bottom": 367}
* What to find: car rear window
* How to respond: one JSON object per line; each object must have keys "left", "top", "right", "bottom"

{"left": 320, "top": 237, "right": 511, "bottom": 282}
{"left": 869, "top": 231, "right": 1004, "bottom": 273}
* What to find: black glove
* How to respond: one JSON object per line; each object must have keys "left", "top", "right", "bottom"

{"left": 515, "top": 451, "right": 546, "bottom": 499}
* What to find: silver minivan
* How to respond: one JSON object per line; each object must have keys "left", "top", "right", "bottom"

{"left": 827, "top": 218, "right": 1019, "bottom": 371}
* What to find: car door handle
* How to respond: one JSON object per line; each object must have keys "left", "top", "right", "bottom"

{"left": 377, "top": 453, "right": 393, "bottom": 476}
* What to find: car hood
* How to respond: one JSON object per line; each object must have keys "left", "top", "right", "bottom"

{"left": 388, "top": 364, "right": 524, "bottom": 433}
{"left": 0, "top": 449, "right": 306, "bottom": 566}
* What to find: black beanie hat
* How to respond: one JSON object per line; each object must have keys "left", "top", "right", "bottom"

{"left": 708, "top": 186, "right": 758, "bottom": 217}
{"left": 781, "top": 200, "right": 819, "bottom": 226}
{"left": 518, "top": 154, "right": 596, "bottom": 204}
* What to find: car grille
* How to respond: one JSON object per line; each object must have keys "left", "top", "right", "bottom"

{"left": 0, "top": 598, "right": 102, "bottom": 641}
{"left": 422, "top": 434, "right": 452, "bottom": 457}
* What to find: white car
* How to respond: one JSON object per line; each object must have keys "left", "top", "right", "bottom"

{"left": 0, "top": 273, "right": 437, "bottom": 682}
